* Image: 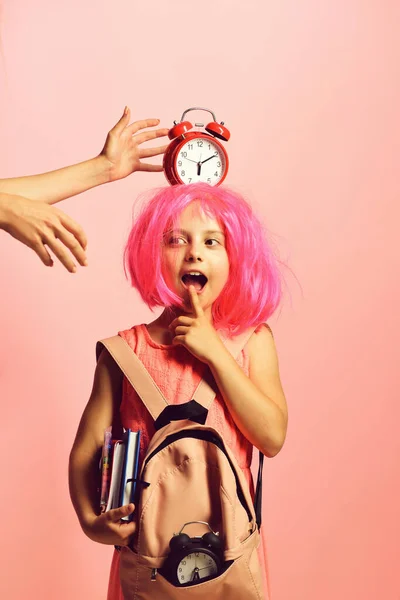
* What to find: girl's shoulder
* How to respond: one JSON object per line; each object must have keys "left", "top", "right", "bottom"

{"left": 118, "top": 324, "right": 143, "bottom": 352}
{"left": 118, "top": 324, "right": 139, "bottom": 339}
{"left": 253, "top": 322, "right": 274, "bottom": 338}
{"left": 246, "top": 322, "right": 276, "bottom": 364}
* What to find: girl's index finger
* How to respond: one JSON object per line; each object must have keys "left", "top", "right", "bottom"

{"left": 188, "top": 285, "right": 204, "bottom": 317}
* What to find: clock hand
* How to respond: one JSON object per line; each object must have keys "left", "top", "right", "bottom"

{"left": 200, "top": 154, "right": 218, "bottom": 165}
{"left": 197, "top": 153, "right": 203, "bottom": 176}
{"left": 184, "top": 157, "right": 199, "bottom": 164}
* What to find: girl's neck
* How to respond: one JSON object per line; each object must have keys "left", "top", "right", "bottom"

{"left": 146, "top": 306, "right": 213, "bottom": 346}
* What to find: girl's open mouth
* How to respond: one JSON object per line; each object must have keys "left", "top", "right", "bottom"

{"left": 181, "top": 272, "right": 208, "bottom": 292}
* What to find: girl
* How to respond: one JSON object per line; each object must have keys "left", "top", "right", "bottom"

{"left": 69, "top": 182, "right": 288, "bottom": 599}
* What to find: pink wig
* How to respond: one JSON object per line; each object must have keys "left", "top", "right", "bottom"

{"left": 124, "top": 183, "right": 284, "bottom": 336}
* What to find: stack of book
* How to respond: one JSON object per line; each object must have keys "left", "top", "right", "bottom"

{"left": 99, "top": 428, "right": 141, "bottom": 522}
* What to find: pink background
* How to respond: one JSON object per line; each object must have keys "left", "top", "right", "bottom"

{"left": 1, "top": 1, "right": 399, "bottom": 599}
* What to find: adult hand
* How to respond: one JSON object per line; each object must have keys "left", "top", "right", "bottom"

{"left": 0, "top": 193, "right": 87, "bottom": 272}
{"left": 100, "top": 107, "right": 169, "bottom": 181}
{"left": 83, "top": 504, "right": 136, "bottom": 546}
{"left": 168, "top": 285, "right": 226, "bottom": 364}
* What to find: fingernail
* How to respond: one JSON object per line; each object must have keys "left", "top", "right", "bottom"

{"left": 83, "top": 259, "right": 88, "bottom": 266}
{"left": 124, "top": 106, "right": 128, "bottom": 115}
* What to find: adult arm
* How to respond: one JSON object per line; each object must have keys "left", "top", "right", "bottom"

{"left": 0, "top": 108, "right": 168, "bottom": 271}
{"left": 0, "top": 193, "right": 87, "bottom": 271}
{"left": 0, "top": 107, "right": 168, "bottom": 204}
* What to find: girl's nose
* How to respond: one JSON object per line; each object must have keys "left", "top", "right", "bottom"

{"left": 185, "top": 245, "right": 203, "bottom": 262}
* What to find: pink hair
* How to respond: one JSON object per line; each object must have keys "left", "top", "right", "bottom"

{"left": 124, "top": 183, "right": 284, "bottom": 336}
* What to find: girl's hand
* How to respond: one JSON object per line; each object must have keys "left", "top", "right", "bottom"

{"left": 83, "top": 503, "right": 136, "bottom": 546}
{"left": 100, "top": 107, "right": 169, "bottom": 181}
{"left": 0, "top": 193, "right": 87, "bottom": 272}
{"left": 169, "top": 285, "right": 226, "bottom": 364}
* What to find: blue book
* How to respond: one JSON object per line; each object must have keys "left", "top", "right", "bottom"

{"left": 119, "top": 429, "right": 142, "bottom": 522}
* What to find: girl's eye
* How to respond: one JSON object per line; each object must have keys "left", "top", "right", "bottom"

{"left": 168, "top": 237, "right": 186, "bottom": 245}
{"left": 205, "top": 239, "right": 220, "bottom": 246}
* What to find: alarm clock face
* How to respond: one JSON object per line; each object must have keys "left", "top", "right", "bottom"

{"left": 175, "top": 137, "right": 227, "bottom": 185}
{"left": 177, "top": 550, "right": 219, "bottom": 584}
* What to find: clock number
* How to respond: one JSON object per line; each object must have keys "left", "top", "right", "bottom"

{"left": 195, "top": 552, "right": 200, "bottom": 557}
{"left": 217, "top": 161, "right": 221, "bottom": 167}
{"left": 181, "top": 152, "right": 187, "bottom": 158}
{"left": 214, "top": 172, "right": 219, "bottom": 177}
{"left": 179, "top": 568, "right": 182, "bottom": 572}
{"left": 182, "top": 561, "right": 186, "bottom": 565}
{"left": 181, "top": 171, "right": 185, "bottom": 177}
{"left": 214, "top": 151, "right": 218, "bottom": 156}
{"left": 188, "top": 178, "right": 192, "bottom": 183}
{"left": 178, "top": 160, "right": 182, "bottom": 166}
{"left": 197, "top": 140, "right": 203, "bottom": 147}
{"left": 207, "top": 178, "right": 211, "bottom": 183}
{"left": 187, "top": 554, "right": 192, "bottom": 560}
{"left": 181, "top": 575, "right": 185, "bottom": 581}
{"left": 187, "top": 144, "right": 193, "bottom": 150}
{"left": 208, "top": 144, "right": 211, "bottom": 150}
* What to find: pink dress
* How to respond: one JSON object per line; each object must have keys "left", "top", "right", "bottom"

{"left": 107, "top": 324, "right": 271, "bottom": 600}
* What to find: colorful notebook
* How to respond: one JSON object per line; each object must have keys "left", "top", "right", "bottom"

{"left": 100, "top": 428, "right": 141, "bottom": 521}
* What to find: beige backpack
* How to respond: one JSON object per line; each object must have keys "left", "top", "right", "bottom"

{"left": 98, "top": 329, "right": 265, "bottom": 600}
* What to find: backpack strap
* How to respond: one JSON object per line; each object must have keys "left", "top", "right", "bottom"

{"left": 96, "top": 336, "right": 168, "bottom": 421}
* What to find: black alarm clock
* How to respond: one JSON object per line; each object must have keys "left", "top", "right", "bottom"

{"left": 160, "top": 521, "right": 224, "bottom": 586}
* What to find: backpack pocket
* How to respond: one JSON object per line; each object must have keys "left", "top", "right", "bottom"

{"left": 120, "top": 529, "right": 264, "bottom": 600}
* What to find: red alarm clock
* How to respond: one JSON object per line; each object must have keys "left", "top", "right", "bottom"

{"left": 163, "top": 107, "right": 230, "bottom": 186}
